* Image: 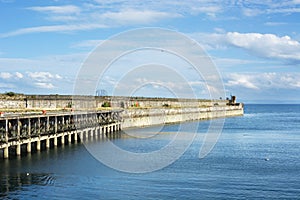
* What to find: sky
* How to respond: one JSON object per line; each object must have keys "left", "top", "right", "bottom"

{"left": 0, "top": 0, "right": 300, "bottom": 103}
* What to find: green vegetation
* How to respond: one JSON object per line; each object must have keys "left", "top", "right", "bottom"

{"left": 5, "top": 92, "right": 17, "bottom": 97}
{"left": 102, "top": 101, "right": 111, "bottom": 107}
{"left": 66, "top": 102, "right": 73, "bottom": 108}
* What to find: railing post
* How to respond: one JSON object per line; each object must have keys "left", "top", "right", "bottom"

{"left": 54, "top": 116, "right": 57, "bottom": 134}
{"left": 37, "top": 117, "right": 41, "bottom": 136}
{"left": 46, "top": 116, "right": 49, "bottom": 133}
{"left": 28, "top": 118, "right": 31, "bottom": 138}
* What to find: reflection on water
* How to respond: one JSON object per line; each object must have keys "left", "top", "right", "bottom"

{"left": 0, "top": 173, "right": 55, "bottom": 199}
{"left": 0, "top": 131, "right": 125, "bottom": 198}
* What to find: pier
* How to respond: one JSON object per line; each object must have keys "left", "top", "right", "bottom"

{"left": 0, "top": 94, "right": 244, "bottom": 159}
{"left": 0, "top": 110, "right": 122, "bottom": 159}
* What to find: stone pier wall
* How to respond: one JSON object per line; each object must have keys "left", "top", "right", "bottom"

{"left": 121, "top": 104, "right": 244, "bottom": 128}
{"left": 0, "top": 94, "right": 244, "bottom": 130}
{"left": 0, "top": 94, "right": 231, "bottom": 109}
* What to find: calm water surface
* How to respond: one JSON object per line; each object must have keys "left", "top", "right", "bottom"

{"left": 1, "top": 104, "right": 300, "bottom": 199}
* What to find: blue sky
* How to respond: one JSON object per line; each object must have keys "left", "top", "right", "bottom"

{"left": 0, "top": 0, "right": 300, "bottom": 103}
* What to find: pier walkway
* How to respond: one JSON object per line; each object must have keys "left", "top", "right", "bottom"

{"left": 0, "top": 110, "right": 122, "bottom": 158}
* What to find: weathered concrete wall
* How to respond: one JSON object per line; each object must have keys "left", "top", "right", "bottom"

{"left": 0, "top": 94, "right": 243, "bottom": 129}
{"left": 0, "top": 94, "right": 230, "bottom": 110}
{"left": 121, "top": 104, "right": 244, "bottom": 128}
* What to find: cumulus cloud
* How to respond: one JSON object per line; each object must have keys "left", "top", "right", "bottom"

{"left": 15, "top": 72, "right": 23, "bottom": 79}
{"left": 34, "top": 82, "right": 55, "bottom": 89}
{"left": 22, "top": 71, "right": 62, "bottom": 90}
{"left": 0, "top": 72, "right": 13, "bottom": 79}
{"left": 225, "top": 73, "right": 300, "bottom": 90}
{"left": 0, "top": 71, "right": 66, "bottom": 93}
{"left": 0, "top": 72, "right": 24, "bottom": 80}
{"left": 226, "top": 73, "right": 259, "bottom": 90}
{"left": 27, "top": 71, "right": 62, "bottom": 82}
{"left": 192, "top": 32, "right": 300, "bottom": 63}
{"left": 226, "top": 32, "right": 300, "bottom": 61}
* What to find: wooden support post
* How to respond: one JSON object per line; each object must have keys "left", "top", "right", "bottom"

{"left": 68, "top": 134, "right": 72, "bottom": 143}
{"left": 46, "top": 138, "right": 50, "bottom": 148}
{"left": 74, "top": 131, "right": 78, "bottom": 141}
{"left": 4, "top": 147, "right": 9, "bottom": 159}
{"left": 37, "top": 140, "right": 41, "bottom": 151}
{"left": 61, "top": 135, "right": 65, "bottom": 144}
{"left": 54, "top": 136, "right": 58, "bottom": 146}
{"left": 79, "top": 131, "right": 83, "bottom": 140}
{"left": 27, "top": 142, "right": 31, "bottom": 153}
{"left": 95, "top": 128, "right": 98, "bottom": 139}
{"left": 16, "top": 144, "right": 21, "bottom": 156}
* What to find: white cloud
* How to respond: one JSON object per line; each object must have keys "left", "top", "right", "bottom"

{"left": 0, "top": 1, "right": 226, "bottom": 38}
{"left": 226, "top": 73, "right": 259, "bottom": 90}
{"left": 226, "top": 32, "right": 300, "bottom": 61}
{"left": 225, "top": 73, "right": 300, "bottom": 90}
{"left": 71, "top": 40, "right": 103, "bottom": 49}
{"left": 264, "top": 22, "right": 288, "bottom": 26}
{"left": 2, "top": 1, "right": 300, "bottom": 39}
{"left": 98, "top": 9, "right": 181, "bottom": 25}
{"left": 15, "top": 72, "right": 23, "bottom": 79}
{"left": 192, "top": 32, "right": 300, "bottom": 62}
{"left": 93, "top": 0, "right": 224, "bottom": 16}
{"left": 0, "top": 72, "right": 12, "bottom": 79}
{"left": 0, "top": 24, "right": 108, "bottom": 38}
{"left": 242, "top": 8, "right": 263, "bottom": 17}
{"left": 27, "top": 5, "right": 81, "bottom": 14}
{"left": 0, "top": 7, "right": 180, "bottom": 38}
{"left": 34, "top": 82, "right": 55, "bottom": 89}
{"left": 239, "top": 1, "right": 300, "bottom": 16}
{"left": 27, "top": 72, "right": 61, "bottom": 82}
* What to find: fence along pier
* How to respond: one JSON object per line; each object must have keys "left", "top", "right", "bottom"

{"left": 0, "top": 110, "right": 122, "bottom": 159}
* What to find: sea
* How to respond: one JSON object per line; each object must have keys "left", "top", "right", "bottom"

{"left": 1, "top": 104, "right": 299, "bottom": 199}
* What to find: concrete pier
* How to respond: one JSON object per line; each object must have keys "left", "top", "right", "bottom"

{"left": 0, "top": 95, "right": 244, "bottom": 159}
{"left": 0, "top": 110, "right": 122, "bottom": 158}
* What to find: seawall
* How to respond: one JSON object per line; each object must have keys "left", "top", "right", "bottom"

{"left": 121, "top": 104, "right": 243, "bottom": 128}
{"left": 0, "top": 94, "right": 244, "bottom": 129}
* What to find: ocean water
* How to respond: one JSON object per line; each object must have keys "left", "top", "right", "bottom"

{"left": 1, "top": 104, "right": 300, "bottom": 199}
